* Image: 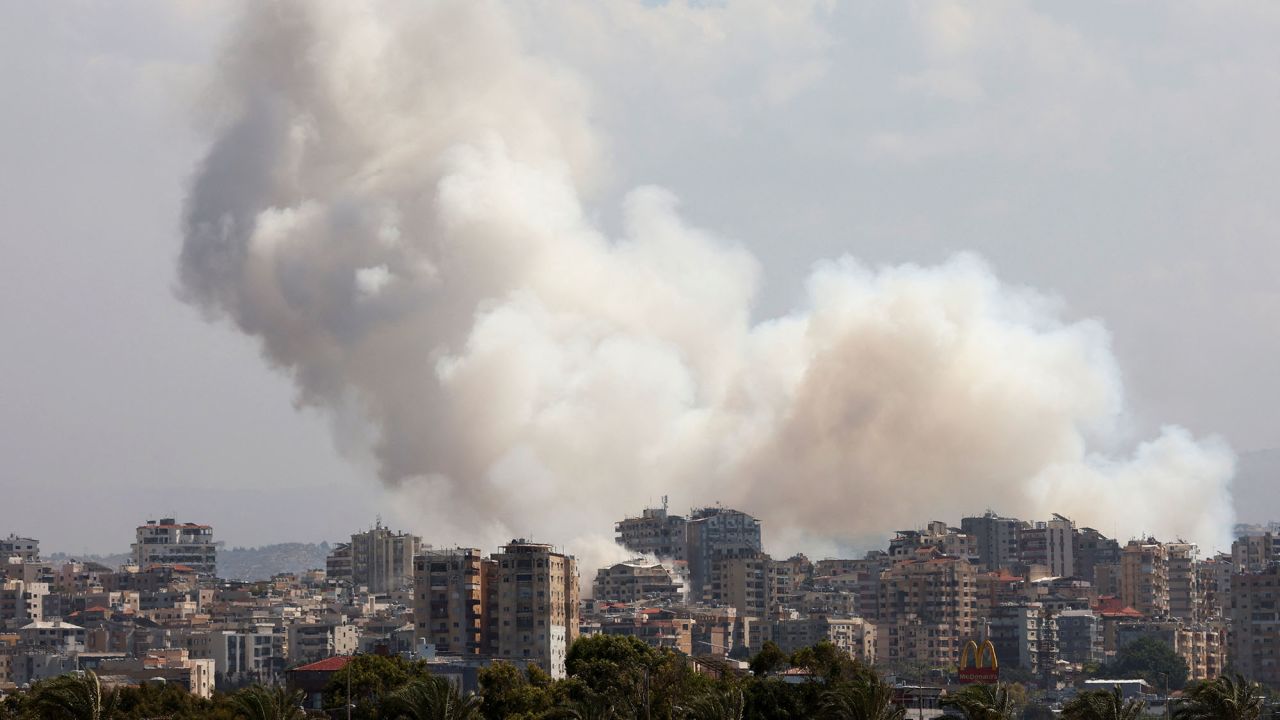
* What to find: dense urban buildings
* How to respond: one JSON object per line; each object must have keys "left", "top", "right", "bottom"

{"left": 8, "top": 505, "right": 1280, "bottom": 700}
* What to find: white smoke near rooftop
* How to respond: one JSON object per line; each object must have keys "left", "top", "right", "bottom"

{"left": 179, "top": 0, "right": 1235, "bottom": 557}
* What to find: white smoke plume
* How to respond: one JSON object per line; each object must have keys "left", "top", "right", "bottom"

{"left": 180, "top": 1, "right": 1235, "bottom": 560}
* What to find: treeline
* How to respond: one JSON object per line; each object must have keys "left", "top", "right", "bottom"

{"left": 0, "top": 636, "right": 1270, "bottom": 719}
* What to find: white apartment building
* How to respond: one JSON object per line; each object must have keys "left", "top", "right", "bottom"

{"left": 132, "top": 519, "right": 216, "bottom": 576}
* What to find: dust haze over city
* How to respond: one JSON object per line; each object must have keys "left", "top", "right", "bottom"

{"left": 4, "top": 1, "right": 1280, "bottom": 563}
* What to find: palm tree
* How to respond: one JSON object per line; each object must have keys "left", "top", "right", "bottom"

{"left": 381, "top": 677, "right": 483, "bottom": 720}
{"left": 1173, "top": 674, "right": 1264, "bottom": 720}
{"left": 25, "top": 671, "right": 119, "bottom": 720}
{"left": 1061, "top": 686, "right": 1145, "bottom": 720}
{"left": 940, "top": 683, "right": 1019, "bottom": 720}
{"left": 227, "top": 684, "right": 307, "bottom": 720}
{"left": 678, "top": 686, "right": 745, "bottom": 720}
{"left": 820, "top": 674, "right": 907, "bottom": 720}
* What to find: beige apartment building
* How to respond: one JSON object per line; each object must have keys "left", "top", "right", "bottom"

{"left": 414, "top": 547, "right": 496, "bottom": 655}
{"left": 492, "top": 540, "right": 579, "bottom": 678}
{"left": 1165, "top": 543, "right": 1200, "bottom": 622}
{"left": 592, "top": 560, "right": 684, "bottom": 604}
{"left": 708, "top": 551, "right": 772, "bottom": 618}
{"left": 876, "top": 549, "right": 977, "bottom": 665}
{"left": 1119, "top": 539, "right": 1168, "bottom": 618}
{"left": 132, "top": 519, "right": 216, "bottom": 576}
{"left": 415, "top": 541, "right": 579, "bottom": 678}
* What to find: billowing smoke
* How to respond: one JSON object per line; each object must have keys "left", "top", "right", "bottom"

{"left": 180, "top": 1, "right": 1235, "bottom": 559}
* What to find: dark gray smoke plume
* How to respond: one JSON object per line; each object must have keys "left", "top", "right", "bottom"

{"left": 180, "top": 1, "right": 1234, "bottom": 559}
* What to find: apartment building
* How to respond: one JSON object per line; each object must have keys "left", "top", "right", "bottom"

{"left": 987, "top": 603, "right": 1057, "bottom": 676}
{"left": 492, "top": 540, "right": 579, "bottom": 678}
{"left": 413, "top": 547, "right": 495, "bottom": 655}
{"left": 1232, "top": 533, "right": 1279, "bottom": 574}
{"left": 592, "top": 560, "right": 684, "bottom": 604}
{"left": 209, "top": 627, "right": 286, "bottom": 686}
{"left": 1165, "top": 543, "right": 1200, "bottom": 622}
{"left": 0, "top": 535, "right": 39, "bottom": 563}
{"left": 286, "top": 622, "right": 358, "bottom": 663}
{"left": 348, "top": 523, "right": 421, "bottom": 594}
{"left": 615, "top": 499, "right": 688, "bottom": 560}
{"left": 1075, "top": 527, "right": 1122, "bottom": 584}
{"left": 768, "top": 616, "right": 876, "bottom": 663}
{"left": 325, "top": 543, "right": 351, "bottom": 583}
{"left": 1229, "top": 564, "right": 1280, "bottom": 687}
{"left": 1115, "top": 620, "right": 1226, "bottom": 681}
{"left": 132, "top": 519, "right": 216, "bottom": 576}
{"left": 1198, "top": 553, "right": 1233, "bottom": 620}
{"left": 707, "top": 550, "right": 771, "bottom": 618}
{"left": 889, "top": 522, "right": 978, "bottom": 563}
{"left": 1056, "top": 609, "right": 1103, "bottom": 665}
{"left": 877, "top": 549, "right": 977, "bottom": 664}
{"left": 961, "top": 512, "right": 1022, "bottom": 572}
{"left": 1119, "top": 539, "right": 1168, "bottom": 618}
{"left": 686, "top": 507, "right": 762, "bottom": 604}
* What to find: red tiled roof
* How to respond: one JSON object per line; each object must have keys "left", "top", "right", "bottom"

{"left": 292, "top": 656, "right": 352, "bottom": 672}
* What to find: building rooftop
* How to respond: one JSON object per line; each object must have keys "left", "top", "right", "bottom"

{"left": 291, "top": 655, "right": 353, "bottom": 673}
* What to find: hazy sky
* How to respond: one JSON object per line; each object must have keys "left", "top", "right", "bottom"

{"left": 3, "top": 1, "right": 1278, "bottom": 554}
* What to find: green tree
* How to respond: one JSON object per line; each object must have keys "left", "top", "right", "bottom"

{"left": 1061, "top": 687, "right": 1145, "bottom": 720}
{"left": 678, "top": 685, "right": 745, "bottom": 720}
{"left": 1099, "top": 637, "right": 1188, "bottom": 690}
{"left": 789, "top": 642, "right": 866, "bottom": 683}
{"left": 477, "top": 661, "right": 555, "bottom": 719}
{"left": 226, "top": 684, "right": 306, "bottom": 720}
{"left": 940, "top": 683, "right": 1021, "bottom": 720}
{"left": 25, "top": 671, "right": 120, "bottom": 720}
{"left": 322, "top": 654, "right": 432, "bottom": 719}
{"left": 381, "top": 677, "right": 483, "bottom": 720}
{"left": 563, "top": 635, "right": 701, "bottom": 718}
{"left": 819, "top": 673, "right": 906, "bottom": 720}
{"left": 748, "top": 643, "right": 788, "bottom": 677}
{"left": 1173, "top": 674, "right": 1264, "bottom": 720}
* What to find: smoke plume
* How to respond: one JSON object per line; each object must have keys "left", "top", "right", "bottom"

{"left": 180, "top": 1, "right": 1235, "bottom": 558}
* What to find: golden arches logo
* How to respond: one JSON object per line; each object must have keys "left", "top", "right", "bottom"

{"left": 960, "top": 639, "right": 998, "bottom": 670}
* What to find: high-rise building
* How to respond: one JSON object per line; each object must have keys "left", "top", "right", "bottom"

{"left": 615, "top": 498, "right": 688, "bottom": 560}
{"left": 1230, "top": 564, "right": 1280, "bottom": 687}
{"left": 1165, "top": 543, "right": 1200, "bottom": 622}
{"left": 414, "top": 548, "right": 495, "bottom": 655}
{"left": 1046, "top": 516, "right": 1077, "bottom": 578}
{"left": 492, "top": 540, "right": 579, "bottom": 678}
{"left": 961, "top": 512, "right": 1022, "bottom": 572}
{"left": 350, "top": 522, "right": 421, "bottom": 594}
{"left": 1231, "top": 533, "right": 1279, "bottom": 573}
{"left": 412, "top": 541, "right": 579, "bottom": 678}
{"left": 1074, "top": 527, "right": 1121, "bottom": 584}
{"left": 325, "top": 543, "right": 352, "bottom": 584}
{"left": 987, "top": 603, "right": 1057, "bottom": 676}
{"left": 707, "top": 550, "right": 772, "bottom": 618}
{"left": 876, "top": 549, "right": 977, "bottom": 664}
{"left": 132, "top": 519, "right": 216, "bottom": 576}
{"left": 1198, "top": 552, "right": 1233, "bottom": 620}
{"left": 1056, "top": 609, "right": 1103, "bottom": 665}
{"left": 686, "top": 507, "right": 761, "bottom": 603}
{"left": 1119, "top": 539, "right": 1168, "bottom": 618}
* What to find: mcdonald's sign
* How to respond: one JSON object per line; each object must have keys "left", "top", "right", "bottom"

{"left": 957, "top": 639, "right": 999, "bottom": 684}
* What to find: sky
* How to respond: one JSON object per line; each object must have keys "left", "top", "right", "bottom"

{"left": 2, "top": 1, "right": 1278, "bottom": 556}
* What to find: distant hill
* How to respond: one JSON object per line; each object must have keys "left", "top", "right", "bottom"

{"left": 47, "top": 542, "right": 332, "bottom": 581}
